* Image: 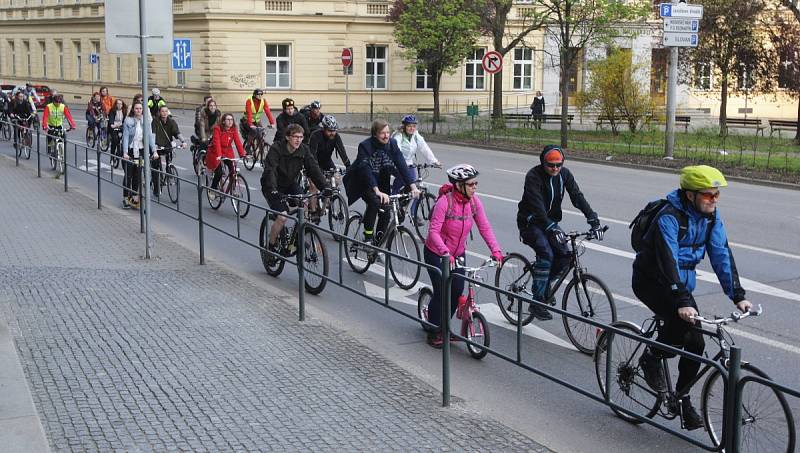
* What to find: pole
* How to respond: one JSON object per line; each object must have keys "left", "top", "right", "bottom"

{"left": 724, "top": 346, "right": 743, "bottom": 452}
{"left": 345, "top": 67, "right": 349, "bottom": 114}
{"left": 139, "top": 0, "right": 153, "bottom": 259}
{"left": 440, "top": 254, "right": 451, "bottom": 407}
{"left": 181, "top": 71, "right": 186, "bottom": 114}
{"left": 664, "top": 7, "right": 678, "bottom": 160}
{"left": 297, "top": 207, "right": 306, "bottom": 322}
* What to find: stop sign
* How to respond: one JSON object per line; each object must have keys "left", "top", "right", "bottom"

{"left": 341, "top": 48, "right": 353, "bottom": 67}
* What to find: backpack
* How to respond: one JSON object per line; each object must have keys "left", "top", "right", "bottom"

{"left": 443, "top": 191, "right": 477, "bottom": 221}
{"left": 629, "top": 199, "right": 714, "bottom": 253}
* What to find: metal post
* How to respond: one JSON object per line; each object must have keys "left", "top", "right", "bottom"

{"left": 181, "top": 72, "right": 186, "bottom": 113}
{"left": 36, "top": 128, "right": 41, "bottom": 177}
{"left": 664, "top": 13, "right": 678, "bottom": 160}
{"left": 139, "top": 164, "right": 144, "bottom": 233}
{"left": 441, "top": 254, "right": 451, "bottom": 407}
{"left": 724, "top": 346, "right": 743, "bottom": 453}
{"left": 345, "top": 66, "right": 349, "bottom": 114}
{"left": 197, "top": 174, "right": 205, "bottom": 265}
{"left": 63, "top": 144, "right": 68, "bottom": 192}
{"left": 297, "top": 207, "right": 306, "bottom": 321}
{"left": 139, "top": 0, "right": 153, "bottom": 259}
{"left": 516, "top": 296, "right": 523, "bottom": 363}
{"left": 96, "top": 148, "right": 102, "bottom": 209}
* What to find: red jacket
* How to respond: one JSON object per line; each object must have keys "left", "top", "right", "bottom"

{"left": 245, "top": 97, "right": 275, "bottom": 127}
{"left": 206, "top": 125, "right": 245, "bottom": 171}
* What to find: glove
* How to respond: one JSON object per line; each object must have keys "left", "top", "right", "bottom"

{"left": 548, "top": 225, "right": 566, "bottom": 245}
{"left": 491, "top": 251, "right": 504, "bottom": 263}
{"left": 590, "top": 226, "right": 604, "bottom": 241}
{"left": 588, "top": 217, "right": 601, "bottom": 230}
{"left": 320, "top": 187, "right": 334, "bottom": 198}
{"left": 270, "top": 190, "right": 280, "bottom": 198}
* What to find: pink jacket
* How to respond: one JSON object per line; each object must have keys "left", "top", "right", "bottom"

{"left": 424, "top": 184, "right": 501, "bottom": 258}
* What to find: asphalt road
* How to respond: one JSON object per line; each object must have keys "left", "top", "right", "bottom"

{"left": 3, "top": 111, "right": 798, "bottom": 452}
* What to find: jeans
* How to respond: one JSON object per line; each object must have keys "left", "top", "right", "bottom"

{"left": 391, "top": 165, "right": 417, "bottom": 195}
{"left": 424, "top": 246, "right": 466, "bottom": 330}
{"left": 519, "top": 222, "right": 571, "bottom": 300}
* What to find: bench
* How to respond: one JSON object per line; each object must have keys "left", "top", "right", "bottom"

{"left": 491, "top": 113, "right": 573, "bottom": 128}
{"left": 535, "top": 113, "right": 573, "bottom": 128}
{"left": 768, "top": 119, "right": 798, "bottom": 137}
{"left": 724, "top": 118, "right": 764, "bottom": 136}
{"left": 650, "top": 115, "right": 692, "bottom": 132}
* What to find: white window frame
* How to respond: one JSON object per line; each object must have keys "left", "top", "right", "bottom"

{"left": 57, "top": 41, "right": 64, "bottom": 79}
{"left": 40, "top": 40, "right": 47, "bottom": 78}
{"left": 137, "top": 56, "right": 142, "bottom": 83}
{"left": 366, "top": 45, "right": 387, "bottom": 90}
{"left": 92, "top": 40, "right": 100, "bottom": 80}
{"left": 415, "top": 67, "right": 432, "bottom": 90}
{"left": 74, "top": 40, "right": 82, "bottom": 80}
{"left": 465, "top": 48, "right": 486, "bottom": 91}
{"left": 264, "top": 43, "right": 291, "bottom": 89}
{"left": 513, "top": 47, "right": 533, "bottom": 91}
{"left": 176, "top": 70, "right": 186, "bottom": 87}
{"left": 10, "top": 40, "right": 16, "bottom": 75}
{"left": 24, "top": 40, "right": 31, "bottom": 76}
{"left": 694, "top": 62, "right": 712, "bottom": 91}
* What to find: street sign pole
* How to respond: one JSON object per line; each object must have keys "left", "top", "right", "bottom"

{"left": 139, "top": 0, "right": 153, "bottom": 259}
{"left": 181, "top": 71, "right": 186, "bottom": 114}
{"left": 345, "top": 68, "right": 349, "bottom": 114}
{"left": 665, "top": 44, "right": 678, "bottom": 160}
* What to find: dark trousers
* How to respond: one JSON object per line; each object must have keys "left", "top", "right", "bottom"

{"left": 211, "top": 160, "right": 234, "bottom": 191}
{"left": 520, "top": 223, "right": 571, "bottom": 300}
{"left": 424, "top": 246, "right": 465, "bottom": 330}
{"left": 123, "top": 151, "right": 141, "bottom": 199}
{"left": 361, "top": 168, "right": 393, "bottom": 237}
{"left": 150, "top": 150, "right": 173, "bottom": 196}
{"left": 632, "top": 271, "right": 705, "bottom": 394}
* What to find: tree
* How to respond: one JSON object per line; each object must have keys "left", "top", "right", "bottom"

{"left": 534, "top": 0, "right": 650, "bottom": 148}
{"left": 767, "top": 8, "right": 800, "bottom": 142}
{"left": 777, "top": 0, "right": 800, "bottom": 23}
{"left": 680, "top": 0, "right": 773, "bottom": 135}
{"left": 389, "top": 0, "right": 483, "bottom": 133}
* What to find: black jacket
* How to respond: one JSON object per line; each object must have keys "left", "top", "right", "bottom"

{"left": 530, "top": 96, "right": 545, "bottom": 115}
{"left": 260, "top": 140, "right": 327, "bottom": 196}
{"left": 274, "top": 112, "right": 310, "bottom": 143}
{"left": 11, "top": 99, "right": 35, "bottom": 119}
{"left": 343, "top": 136, "right": 414, "bottom": 205}
{"left": 151, "top": 117, "right": 184, "bottom": 149}
{"left": 308, "top": 129, "right": 350, "bottom": 170}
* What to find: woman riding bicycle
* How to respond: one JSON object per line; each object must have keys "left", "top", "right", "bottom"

{"left": 206, "top": 113, "right": 247, "bottom": 199}
{"left": 86, "top": 92, "right": 104, "bottom": 133}
{"left": 423, "top": 164, "right": 504, "bottom": 348}
{"left": 390, "top": 114, "right": 441, "bottom": 194}
{"left": 108, "top": 99, "right": 128, "bottom": 160}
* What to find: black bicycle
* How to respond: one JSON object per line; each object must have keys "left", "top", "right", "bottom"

{"left": 314, "top": 167, "right": 349, "bottom": 241}
{"left": 14, "top": 113, "right": 36, "bottom": 160}
{"left": 494, "top": 227, "right": 616, "bottom": 354}
{"left": 594, "top": 305, "right": 795, "bottom": 453}
{"left": 151, "top": 145, "right": 180, "bottom": 204}
{"left": 407, "top": 163, "right": 441, "bottom": 241}
{"left": 242, "top": 125, "right": 270, "bottom": 171}
{"left": 0, "top": 112, "right": 12, "bottom": 141}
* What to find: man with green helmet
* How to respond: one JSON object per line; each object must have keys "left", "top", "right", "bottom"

{"left": 632, "top": 165, "right": 751, "bottom": 431}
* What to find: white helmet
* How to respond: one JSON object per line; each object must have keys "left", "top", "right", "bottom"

{"left": 152, "top": 88, "right": 161, "bottom": 96}
{"left": 446, "top": 164, "right": 479, "bottom": 184}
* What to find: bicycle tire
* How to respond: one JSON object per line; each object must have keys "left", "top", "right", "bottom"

{"left": 702, "top": 363, "right": 795, "bottom": 453}
{"left": 259, "top": 216, "right": 285, "bottom": 276}
{"left": 56, "top": 142, "right": 65, "bottom": 175}
{"left": 85, "top": 127, "right": 96, "bottom": 148}
{"left": 243, "top": 153, "right": 256, "bottom": 171}
{"left": 413, "top": 192, "right": 437, "bottom": 241}
{"left": 302, "top": 227, "right": 329, "bottom": 295}
{"left": 48, "top": 143, "right": 57, "bottom": 170}
{"left": 417, "top": 287, "right": 436, "bottom": 333}
{"left": 166, "top": 165, "right": 179, "bottom": 203}
{"left": 99, "top": 128, "right": 110, "bottom": 152}
{"left": 0, "top": 121, "right": 10, "bottom": 141}
{"left": 594, "top": 321, "right": 661, "bottom": 424}
{"left": 344, "top": 213, "right": 371, "bottom": 274}
{"left": 230, "top": 173, "right": 250, "bottom": 218}
{"left": 206, "top": 173, "right": 224, "bottom": 210}
{"left": 193, "top": 150, "right": 206, "bottom": 176}
{"left": 465, "top": 312, "right": 490, "bottom": 360}
{"left": 494, "top": 252, "right": 536, "bottom": 326}
{"left": 561, "top": 273, "right": 617, "bottom": 355}
{"left": 388, "top": 226, "right": 421, "bottom": 290}
{"left": 326, "top": 194, "right": 348, "bottom": 242}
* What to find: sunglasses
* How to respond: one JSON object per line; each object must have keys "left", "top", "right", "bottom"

{"left": 545, "top": 162, "right": 564, "bottom": 169}
{"left": 696, "top": 190, "right": 721, "bottom": 201}
{"left": 463, "top": 181, "right": 479, "bottom": 188}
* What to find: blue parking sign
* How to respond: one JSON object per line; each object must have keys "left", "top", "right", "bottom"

{"left": 172, "top": 39, "right": 192, "bottom": 71}
{"left": 90, "top": 53, "right": 99, "bottom": 64}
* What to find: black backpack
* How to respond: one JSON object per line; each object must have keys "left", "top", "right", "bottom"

{"left": 629, "top": 199, "right": 713, "bottom": 253}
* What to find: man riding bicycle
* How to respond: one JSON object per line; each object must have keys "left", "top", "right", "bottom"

{"left": 241, "top": 89, "right": 275, "bottom": 152}
{"left": 633, "top": 165, "right": 751, "bottom": 431}
{"left": 274, "top": 98, "right": 309, "bottom": 144}
{"left": 300, "top": 100, "right": 325, "bottom": 142}
{"left": 516, "top": 145, "right": 603, "bottom": 321}
{"left": 12, "top": 83, "right": 41, "bottom": 111}
{"left": 86, "top": 92, "right": 105, "bottom": 136}
{"left": 41, "top": 93, "right": 76, "bottom": 151}
{"left": 308, "top": 115, "right": 350, "bottom": 173}
{"left": 9, "top": 91, "right": 36, "bottom": 148}
{"left": 151, "top": 105, "right": 187, "bottom": 197}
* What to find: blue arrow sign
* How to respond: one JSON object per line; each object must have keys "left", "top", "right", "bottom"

{"left": 171, "top": 38, "right": 192, "bottom": 71}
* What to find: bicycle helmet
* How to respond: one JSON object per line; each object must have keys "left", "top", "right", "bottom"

{"left": 401, "top": 114, "right": 417, "bottom": 125}
{"left": 253, "top": 88, "right": 264, "bottom": 96}
{"left": 321, "top": 115, "right": 339, "bottom": 131}
{"left": 446, "top": 164, "right": 479, "bottom": 184}
{"left": 53, "top": 94, "right": 64, "bottom": 103}
{"left": 310, "top": 100, "right": 321, "bottom": 109}
{"left": 680, "top": 165, "right": 728, "bottom": 191}
{"left": 152, "top": 88, "right": 160, "bottom": 96}
{"left": 282, "top": 98, "right": 295, "bottom": 110}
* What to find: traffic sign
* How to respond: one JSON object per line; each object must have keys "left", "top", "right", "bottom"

{"left": 341, "top": 48, "right": 353, "bottom": 68}
{"left": 663, "top": 32, "right": 699, "bottom": 47}
{"left": 105, "top": 0, "right": 173, "bottom": 54}
{"left": 171, "top": 38, "right": 192, "bottom": 71}
{"left": 481, "top": 51, "right": 503, "bottom": 74}
{"left": 90, "top": 53, "right": 99, "bottom": 64}
{"left": 659, "top": 3, "right": 703, "bottom": 19}
{"left": 663, "top": 18, "right": 699, "bottom": 33}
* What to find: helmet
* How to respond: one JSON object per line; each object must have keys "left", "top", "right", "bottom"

{"left": 53, "top": 94, "right": 64, "bottom": 103}
{"left": 253, "top": 88, "right": 264, "bottom": 96}
{"left": 446, "top": 164, "right": 479, "bottom": 184}
{"left": 401, "top": 114, "right": 417, "bottom": 125}
{"left": 152, "top": 88, "right": 160, "bottom": 96}
{"left": 680, "top": 165, "right": 728, "bottom": 191}
{"left": 282, "top": 98, "right": 295, "bottom": 109}
{"left": 310, "top": 100, "right": 321, "bottom": 109}
{"left": 320, "top": 115, "right": 338, "bottom": 131}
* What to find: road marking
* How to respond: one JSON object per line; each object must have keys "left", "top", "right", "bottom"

{"left": 496, "top": 168, "right": 526, "bottom": 176}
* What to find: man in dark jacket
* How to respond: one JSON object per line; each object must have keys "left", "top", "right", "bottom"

{"left": 151, "top": 105, "right": 186, "bottom": 197}
{"left": 343, "top": 119, "right": 420, "bottom": 243}
{"left": 273, "top": 98, "right": 309, "bottom": 144}
{"left": 300, "top": 100, "right": 325, "bottom": 143}
{"left": 516, "top": 144, "right": 602, "bottom": 320}
{"left": 308, "top": 115, "right": 350, "bottom": 171}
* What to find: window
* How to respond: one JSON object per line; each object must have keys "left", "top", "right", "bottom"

{"left": 778, "top": 51, "right": 796, "bottom": 89}
{"left": 10, "top": 40, "right": 16, "bottom": 75}
{"left": 116, "top": 56, "right": 122, "bottom": 82}
{"left": 513, "top": 47, "right": 533, "bottom": 90}
{"left": 177, "top": 70, "right": 186, "bottom": 87}
{"left": 265, "top": 43, "right": 290, "bottom": 89}
{"left": 24, "top": 40, "right": 31, "bottom": 76}
{"left": 56, "top": 41, "right": 64, "bottom": 79}
{"left": 737, "top": 65, "right": 753, "bottom": 91}
{"left": 137, "top": 56, "right": 142, "bottom": 83}
{"left": 40, "top": 41, "right": 46, "bottom": 78}
{"left": 366, "top": 45, "right": 387, "bottom": 89}
{"left": 92, "top": 40, "right": 100, "bottom": 80}
{"left": 694, "top": 62, "right": 712, "bottom": 90}
{"left": 465, "top": 48, "right": 485, "bottom": 90}
{"left": 566, "top": 48, "right": 581, "bottom": 95}
{"left": 415, "top": 67, "right": 431, "bottom": 90}
{"left": 73, "top": 40, "right": 81, "bottom": 79}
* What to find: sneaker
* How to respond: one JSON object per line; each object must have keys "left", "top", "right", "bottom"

{"left": 427, "top": 332, "right": 443, "bottom": 349}
{"left": 122, "top": 198, "right": 131, "bottom": 209}
{"left": 528, "top": 303, "right": 553, "bottom": 320}
{"left": 130, "top": 198, "right": 140, "bottom": 210}
{"left": 681, "top": 397, "right": 705, "bottom": 431}
{"left": 638, "top": 348, "right": 668, "bottom": 393}
{"left": 266, "top": 243, "right": 280, "bottom": 265}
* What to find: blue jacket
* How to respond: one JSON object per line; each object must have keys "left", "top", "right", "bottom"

{"left": 343, "top": 136, "right": 414, "bottom": 205}
{"left": 633, "top": 189, "right": 746, "bottom": 309}
{"left": 122, "top": 116, "right": 156, "bottom": 158}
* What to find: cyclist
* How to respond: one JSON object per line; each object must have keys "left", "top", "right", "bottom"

{"left": 0, "top": 90, "right": 10, "bottom": 117}
{"left": 41, "top": 93, "right": 76, "bottom": 154}
{"left": 108, "top": 99, "right": 128, "bottom": 161}
{"left": 99, "top": 86, "right": 115, "bottom": 115}
{"left": 390, "top": 114, "right": 441, "bottom": 195}
{"left": 121, "top": 102, "right": 156, "bottom": 209}
{"left": 194, "top": 98, "right": 220, "bottom": 146}
{"left": 308, "top": 115, "right": 350, "bottom": 174}
{"left": 634, "top": 165, "right": 751, "bottom": 431}
{"left": 300, "top": 100, "right": 325, "bottom": 142}
{"left": 147, "top": 88, "right": 167, "bottom": 118}
{"left": 150, "top": 105, "right": 187, "bottom": 197}
{"left": 516, "top": 145, "right": 603, "bottom": 321}
{"left": 131, "top": 93, "right": 144, "bottom": 113}
{"left": 9, "top": 90, "right": 36, "bottom": 148}
{"left": 343, "top": 119, "right": 421, "bottom": 243}
{"left": 274, "top": 98, "right": 309, "bottom": 144}
{"left": 241, "top": 89, "right": 275, "bottom": 150}
{"left": 424, "top": 164, "right": 504, "bottom": 347}
{"left": 86, "top": 92, "right": 104, "bottom": 137}
{"left": 12, "top": 83, "right": 41, "bottom": 110}
{"left": 206, "top": 113, "right": 247, "bottom": 200}
{"left": 260, "top": 123, "right": 330, "bottom": 262}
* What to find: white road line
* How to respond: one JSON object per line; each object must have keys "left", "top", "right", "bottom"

{"left": 496, "top": 168, "right": 526, "bottom": 176}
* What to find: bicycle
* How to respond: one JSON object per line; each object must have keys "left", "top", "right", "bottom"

{"left": 190, "top": 137, "right": 208, "bottom": 176}
{"left": 85, "top": 114, "right": 102, "bottom": 149}
{"left": 46, "top": 126, "right": 70, "bottom": 176}
{"left": 151, "top": 145, "right": 181, "bottom": 204}
{"left": 242, "top": 125, "right": 270, "bottom": 171}
{"left": 258, "top": 192, "right": 329, "bottom": 295}
{"left": 96, "top": 115, "right": 110, "bottom": 152}
{"left": 418, "top": 257, "right": 495, "bottom": 359}
{"left": 312, "top": 167, "right": 349, "bottom": 241}
{"left": 494, "top": 226, "right": 616, "bottom": 354}
{"left": 14, "top": 113, "right": 36, "bottom": 160}
{"left": 594, "top": 305, "right": 795, "bottom": 452}
{"left": 0, "top": 112, "right": 11, "bottom": 141}
{"left": 206, "top": 156, "right": 250, "bottom": 218}
{"left": 406, "top": 163, "right": 441, "bottom": 241}
{"left": 109, "top": 125, "right": 123, "bottom": 169}
{"left": 343, "top": 193, "right": 422, "bottom": 290}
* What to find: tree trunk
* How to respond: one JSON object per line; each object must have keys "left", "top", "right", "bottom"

{"left": 718, "top": 75, "right": 729, "bottom": 136}
{"left": 560, "top": 60, "right": 570, "bottom": 149}
{"left": 796, "top": 96, "right": 800, "bottom": 143}
{"left": 492, "top": 68, "right": 504, "bottom": 120}
{"left": 432, "top": 71, "right": 441, "bottom": 135}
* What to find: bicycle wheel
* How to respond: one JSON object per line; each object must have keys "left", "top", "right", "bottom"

{"left": 562, "top": 273, "right": 617, "bottom": 355}
{"left": 259, "top": 216, "right": 285, "bottom": 276}
{"left": 166, "top": 165, "right": 180, "bottom": 203}
{"left": 22, "top": 129, "right": 32, "bottom": 159}
{"left": 206, "top": 173, "right": 224, "bottom": 210}
{"left": 230, "top": 173, "right": 250, "bottom": 218}
{"left": 344, "top": 213, "right": 371, "bottom": 274}
{"left": 494, "top": 252, "right": 536, "bottom": 326}
{"left": 56, "top": 142, "right": 65, "bottom": 175}
{"left": 242, "top": 152, "right": 255, "bottom": 171}
{"left": 0, "top": 120, "right": 10, "bottom": 141}
{"left": 465, "top": 312, "right": 490, "bottom": 360}
{"left": 594, "top": 321, "right": 661, "bottom": 424}
{"left": 388, "top": 226, "right": 421, "bottom": 290}
{"left": 193, "top": 150, "right": 206, "bottom": 176}
{"left": 301, "top": 227, "right": 329, "bottom": 295}
{"left": 48, "top": 142, "right": 57, "bottom": 170}
{"left": 326, "top": 194, "right": 348, "bottom": 241}
{"left": 413, "top": 192, "right": 437, "bottom": 241}
{"left": 85, "top": 127, "right": 96, "bottom": 148}
{"left": 99, "top": 128, "right": 110, "bottom": 152}
{"left": 417, "top": 287, "right": 436, "bottom": 333}
{"left": 702, "top": 363, "right": 795, "bottom": 453}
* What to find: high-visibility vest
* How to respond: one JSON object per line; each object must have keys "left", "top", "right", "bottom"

{"left": 47, "top": 103, "right": 66, "bottom": 127}
{"left": 249, "top": 98, "right": 265, "bottom": 124}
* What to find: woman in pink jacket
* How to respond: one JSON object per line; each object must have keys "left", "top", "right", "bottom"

{"left": 423, "top": 164, "right": 504, "bottom": 348}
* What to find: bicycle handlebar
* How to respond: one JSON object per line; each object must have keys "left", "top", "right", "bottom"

{"left": 455, "top": 257, "right": 497, "bottom": 274}
{"left": 566, "top": 225, "right": 609, "bottom": 239}
{"left": 408, "top": 163, "right": 442, "bottom": 169}
{"left": 692, "top": 304, "right": 763, "bottom": 325}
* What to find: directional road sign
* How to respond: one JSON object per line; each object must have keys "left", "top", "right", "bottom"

{"left": 663, "top": 32, "right": 699, "bottom": 47}
{"left": 663, "top": 18, "right": 699, "bottom": 33}
{"left": 481, "top": 50, "right": 503, "bottom": 74}
{"left": 659, "top": 3, "right": 703, "bottom": 19}
{"left": 105, "top": 0, "right": 173, "bottom": 54}
{"left": 171, "top": 39, "right": 192, "bottom": 71}
{"left": 341, "top": 48, "right": 353, "bottom": 68}
{"left": 90, "top": 53, "right": 99, "bottom": 64}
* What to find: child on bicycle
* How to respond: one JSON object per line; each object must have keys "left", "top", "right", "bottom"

{"left": 423, "top": 164, "right": 504, "bottom": 348}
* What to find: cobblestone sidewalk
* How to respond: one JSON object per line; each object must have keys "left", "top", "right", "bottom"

{"left": 0, "top": 157, "right": 551, "bottom": 451}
